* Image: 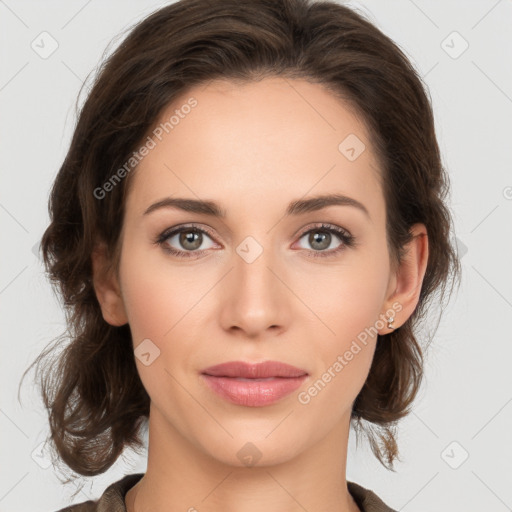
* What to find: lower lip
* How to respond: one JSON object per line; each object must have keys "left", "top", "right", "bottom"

{"left": 201, "top": 374, "right": 308, "bottom": 407}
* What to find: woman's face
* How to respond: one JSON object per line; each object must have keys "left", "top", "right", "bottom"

{"left": 109, "top": 77, "right": 401, "bottom": 466}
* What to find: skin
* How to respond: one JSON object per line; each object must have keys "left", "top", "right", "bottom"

{"left": 92, "top": 77, "right": 428, "bottom": 512}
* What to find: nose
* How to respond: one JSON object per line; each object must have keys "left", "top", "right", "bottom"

{"left": 218, "top": 242, "right": 290, "bottom": 339}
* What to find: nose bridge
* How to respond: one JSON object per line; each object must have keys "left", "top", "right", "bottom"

{"left": 220, "top": 231, "right": 288, "bottom": 334}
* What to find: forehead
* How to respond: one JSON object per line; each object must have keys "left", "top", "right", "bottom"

{"left": 125, "top": 77, "right": 383, "bottom": 219}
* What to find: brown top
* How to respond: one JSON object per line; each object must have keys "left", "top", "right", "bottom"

{"left": 55, "top": 473, "right": 397, "bottom": 512}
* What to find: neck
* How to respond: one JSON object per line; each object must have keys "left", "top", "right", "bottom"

{"left": 126, "top": 404, "right": 360, "bottom": 512}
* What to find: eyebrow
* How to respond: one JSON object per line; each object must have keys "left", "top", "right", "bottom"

{"left": 143, "top": 193, "right": 370, "bottom": 219}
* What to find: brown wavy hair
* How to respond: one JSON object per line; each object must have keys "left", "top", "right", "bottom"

{"left": 20, "top": 0, "right": 461, "bottom": 484}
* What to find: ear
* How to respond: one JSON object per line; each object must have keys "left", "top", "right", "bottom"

{"left": 379, "top": 223, "right": 429, "bottom": 334}
{"left": 91, "top": 241, "right": 128, "bottom": 326}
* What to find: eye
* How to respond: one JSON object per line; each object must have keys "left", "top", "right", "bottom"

{"left": 294, "top": 223, "right": 355, "bottom": 258}
{"left": 155, "top": 222, "right": 356, "bottom": 260}
{"left": 155, "top": 224, "right": 218, "bottom": 259}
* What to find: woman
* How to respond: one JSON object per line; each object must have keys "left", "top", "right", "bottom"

{"left": 25, "top": 0, "right": 460, "bottom": 510}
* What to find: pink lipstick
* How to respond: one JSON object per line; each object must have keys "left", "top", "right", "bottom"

{"left": 200, "top": 360, "right": 309, "bottom": 407}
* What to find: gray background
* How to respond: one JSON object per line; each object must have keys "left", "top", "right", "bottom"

{"left": 1, "top": 1, "right": 511, "bottom": 511}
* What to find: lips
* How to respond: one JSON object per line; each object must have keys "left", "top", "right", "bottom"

{"left": 200, "top": 361, "right": 309, "bottom": 407}
{"left": 201, "top": 360, "right": 308, "bottom": 379}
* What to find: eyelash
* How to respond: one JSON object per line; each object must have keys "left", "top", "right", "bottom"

{"left": 154, "top": 223, "right": 355, "bottom": 260}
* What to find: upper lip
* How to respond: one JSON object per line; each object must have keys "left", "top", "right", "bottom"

{"left": 201, "top": 361, "right": 308, "bottom": 378}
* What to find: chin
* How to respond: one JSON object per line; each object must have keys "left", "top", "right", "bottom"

{"left": 198, "top": 429, "right": 308, "bottom": 469}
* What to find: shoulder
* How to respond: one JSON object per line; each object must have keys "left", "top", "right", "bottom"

{"left": 53, "top": 473, "right": 145, "bottom": 512}
{"left": 54, "top": 475, "right": 393, "bottom": 512}
{"left": 54, "top": 501, "right": 95, "bottom": 512}
{"left": 347, "top": 480, "right": 397, "bottom": 512}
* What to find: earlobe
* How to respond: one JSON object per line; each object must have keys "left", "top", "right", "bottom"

{"left": 91, "top": 242, "right": 129, "bottom": 327}
{"left": 380, "top": 223, "right": 429, "bottom": 334}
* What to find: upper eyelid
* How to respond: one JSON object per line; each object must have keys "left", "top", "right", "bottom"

{"left": 159, "top": 222, "right": 351, "bottom": 245}
{"left": 162, "top": 223, "right": 218, "bottom": 242}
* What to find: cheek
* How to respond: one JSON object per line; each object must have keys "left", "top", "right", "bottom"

{"left": 118, "top": 250, "right": 185, "bottom": 401}
{"left": 297, "top": 270, "right": 385, "bottom": 417}
{"left": 117, "top": 243, "right": 211, "bottom": 382}
{"left": 296, "top": 251, "right": 388, "bottom": 397}
{"left": 298, "top": 253, "right": 388, "bottom": 343}
{"left": 118, "top": 242, "right": 198, "bottom": 342}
